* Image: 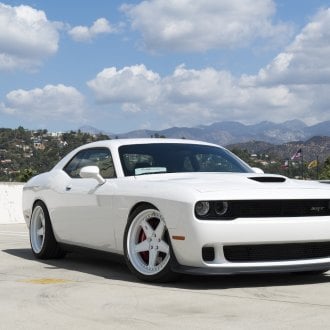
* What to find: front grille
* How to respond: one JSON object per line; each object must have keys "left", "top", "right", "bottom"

{"left": 197, "top": 199, "right": 330, "bottom": 220}
{"left": 224, "top": 242, "right": 330, "bottom": 262}
{"left": 229, "top": 199, "right": 330, "bottom": 218}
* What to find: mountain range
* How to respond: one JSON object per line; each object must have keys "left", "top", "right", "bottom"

{"left": 80, "top": 119, "right": 330, "bottom": 146}
{"left": 228, "top": 136, "right": 330, "bottom": 162}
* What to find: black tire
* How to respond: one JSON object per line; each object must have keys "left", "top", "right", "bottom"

{"left": 29, "top": 201, "right": 65, "bottom": 259}
{"left": 294, "top": 269, "right": 329, "bottom": 276}
{"left": 124, "top": 205, "right": 179, "bottom": 282}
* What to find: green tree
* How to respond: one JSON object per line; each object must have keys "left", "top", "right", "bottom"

{"left": 320, "top": 157, "right": 330, "bottom": 179}
{"left": 17, "top": 168, "right": 37, "bottom": 182}
{"left": 230, "top": 148, "right": 251, "bottom": 164}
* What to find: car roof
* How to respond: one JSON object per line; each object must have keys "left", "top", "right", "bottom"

{"left": 75, "top": 138, "right": 221, "bottom": 149}
{"left": 52, "top": 138, "right": 224, "bottom": 171}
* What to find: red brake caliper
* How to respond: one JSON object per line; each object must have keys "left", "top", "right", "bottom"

{"left": 138, "top": 228, "right": 149, "bottom": 263}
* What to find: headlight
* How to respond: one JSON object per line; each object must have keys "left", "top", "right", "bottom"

{"left": 214, "top": 201, "right": 228, "bottom": 216}
{"left": 195, "top": 201, "right": 210, "bottom": 216}
{"left": 195, "top": 200, "right": 231, "bottom": 219}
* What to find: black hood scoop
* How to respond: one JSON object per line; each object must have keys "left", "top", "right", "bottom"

{"left": 249, "top": 176, "right": 286, "bottom": 183}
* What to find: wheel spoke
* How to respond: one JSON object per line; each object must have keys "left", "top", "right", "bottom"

{"left": 40, "top": 214, "right": 45, "bottom": 227}
{"left": 135, "top": 240, "right": 149, "bottom": 253}
{"left": 154, "top": 220, "right": 165, "bottom": 239}
{"left": 158, "top": 240, "right": 169, "bottom": 254}
{"left": 148, "top": 248, "right": 158, "bottom": 268}
{"left": 141, "top": 219, "right": 154, "bottom": 238}
{"left": 37, "top": 227, "right": 44, "bottom": 237}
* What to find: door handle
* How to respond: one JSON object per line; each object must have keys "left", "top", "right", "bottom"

{"left": 65, "top": 185, "right": 72, "bottom": 191}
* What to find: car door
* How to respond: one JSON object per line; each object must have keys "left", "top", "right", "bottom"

{"left": 51, "top": 147, "right": 117, "bottom": 252}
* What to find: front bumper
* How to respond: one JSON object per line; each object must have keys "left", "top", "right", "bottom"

{"left": 169, "top": 215, "right": 330, "bottom": 272}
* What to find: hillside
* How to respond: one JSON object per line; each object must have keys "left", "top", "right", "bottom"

{"left": 0, "top": 128, "right": 109, "bottom": 181}
{"left": 228, "top": 136, "right": 330, "bottom": 162}
{"left": 1, "top": 125, "right": 330, "bottom": 181}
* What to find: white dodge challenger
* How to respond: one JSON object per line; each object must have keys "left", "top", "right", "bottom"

{"left": 22, "top": 138, "right": 330, "bottom": 282}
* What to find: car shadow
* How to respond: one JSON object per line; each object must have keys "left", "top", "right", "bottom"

{"left": 3, "top": 248, "right": 135, "bottom": 282}
{"left": 3, "top": 248, "right": 330, "bottom": 290}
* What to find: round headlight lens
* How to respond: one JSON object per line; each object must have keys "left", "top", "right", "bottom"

{"left": 195, "top": 201, "right": 210, "bottom": 217}
{"left": 214, "top": 201, "right": 229, "bottom": 216}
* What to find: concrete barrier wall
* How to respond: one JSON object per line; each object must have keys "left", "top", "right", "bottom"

{"left": 0, "top": 182, "right": 25, "bottom": 224}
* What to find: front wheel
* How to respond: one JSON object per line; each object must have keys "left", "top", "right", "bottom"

{"left": 124, "top": 206, "right": 178, "bottom": 282}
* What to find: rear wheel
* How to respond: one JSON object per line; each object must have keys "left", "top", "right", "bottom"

{"left": 124, "top": 206, "right": 178, "bottom": 282}
{"left": 30, "top": 201, "right": 65, "bottom": 259}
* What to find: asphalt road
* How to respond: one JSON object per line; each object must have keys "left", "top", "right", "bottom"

{"left": 1, "top": 223, "right": 330, "bottom": 330}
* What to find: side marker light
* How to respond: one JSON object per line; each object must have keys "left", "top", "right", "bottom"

{"left": 172, "top": 235, "right": 185, "bottom": 241}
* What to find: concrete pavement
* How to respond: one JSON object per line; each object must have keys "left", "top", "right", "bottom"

{"left": 1, "top": 223, "right": 330, "bottom": 329}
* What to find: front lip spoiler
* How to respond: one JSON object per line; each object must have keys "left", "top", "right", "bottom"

{"left": 171, "top": 263, "right": 330, "bottom": 275}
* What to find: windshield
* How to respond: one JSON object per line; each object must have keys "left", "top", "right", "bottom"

{"left": 119, "top": 143, "right": 252, "bottom": 176}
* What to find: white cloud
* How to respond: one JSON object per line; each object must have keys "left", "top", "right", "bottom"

{"left": 122, "top": 0, "right": 293, "bottom": 52}
{"left": 68, "top": 18, "right": 116, "bottom": 42}
{"left": 244, "top": 8, "right": 330, "bottom": 86}
{"left": 0, "top": 3, "right": 59, "bottom": 71}
{"left": 88, "top": 60, "right": 329, "bottom": 128}
{"left": 0, "top": 84, "right": 86, "bottom": 122}
{"left": 160, "top": 66, "right": 306, "bottom": 125}
{"left": 87, "top": 64, "right": 160, "bottom": 104}
{"left": 87, "top": 63, "right": 300, "bottom": 126}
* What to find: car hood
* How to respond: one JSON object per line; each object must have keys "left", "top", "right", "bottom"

{"left": 133, "top": 172, "right": 330, "bottom": 198}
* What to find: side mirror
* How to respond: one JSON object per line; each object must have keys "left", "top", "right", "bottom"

{"left": 80, "top": 166, "right": 106, "bottom": 185}
{"left": 251, "top": 167, "right": 264, "bottom": 174}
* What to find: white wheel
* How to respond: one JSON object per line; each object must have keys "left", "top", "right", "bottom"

{"left": 124, "top": 207, "right": 177, "bottom": 282}
{"left": 29, "top": 201, "right": 65, "bottom": 259}
{"left": 30, "top": 205, "right": 46, "bottom": 254}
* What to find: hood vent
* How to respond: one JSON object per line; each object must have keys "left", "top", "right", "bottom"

{"left": 249, "top": 176, "right": 286, "bottom": 183}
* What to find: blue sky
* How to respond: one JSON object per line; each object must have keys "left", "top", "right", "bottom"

{"left": 1, "top": 0, "right": 330, "bottom": 133}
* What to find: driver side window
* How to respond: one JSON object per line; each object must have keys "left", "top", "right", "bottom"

{"left": 64, "top": 147, "right": 116, "bottom": 179}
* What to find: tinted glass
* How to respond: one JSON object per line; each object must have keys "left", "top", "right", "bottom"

{"left": 64, "top": 147, "right": 115, "bottom": 178}
{"left": 119, "top": 143, "right": 252, "bottom": 176}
